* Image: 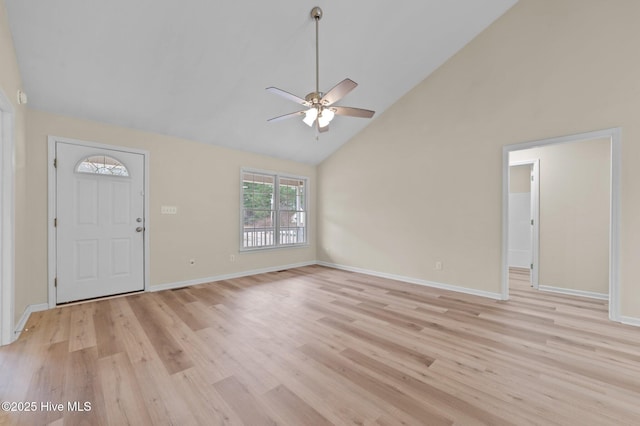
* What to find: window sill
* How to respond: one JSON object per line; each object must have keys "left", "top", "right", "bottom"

{"left": 239, "top": 243, "right": 311, "bottom": 253}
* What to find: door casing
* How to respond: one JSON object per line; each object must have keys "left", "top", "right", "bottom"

{"left": 48, "top": 136, "right": 150, "bottom": 307}
{"left": 0, "top": 89, "right": 15, "bottom": 345}
{"left": 501, "top": 128, "right": 621, "bottom": 322}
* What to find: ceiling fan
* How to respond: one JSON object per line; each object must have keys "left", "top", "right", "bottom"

{"left": 266, "top": 6, "right": 375, "bottom": 134}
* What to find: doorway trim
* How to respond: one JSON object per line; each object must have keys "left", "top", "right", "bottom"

{"left": 501, "top": 128, "right": 621, "bottom": 322}
{"left": 0, "top": 90, "right": 15, "bottom": 345}
{"left": 508, "top": 159, "right": 540, "bottom": 289}
{"left": 47, "top": 136, "right": 150, "bottom": 307}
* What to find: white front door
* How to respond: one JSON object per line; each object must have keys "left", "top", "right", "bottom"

{"left": 56, "top": 142, "right": 145, "bottom": 303}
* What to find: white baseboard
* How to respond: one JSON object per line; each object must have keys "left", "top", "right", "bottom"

{"left": 149, "top": 261, "right": 317, "bottom": 292}
{"left": 538, "top": 285, "right": 608, "bottom": 300}
{"left": 13, "top": 303, "right": 49, "bottom": 342}
{"left": 620, "top": 316, "right": 640, "bottom": 327}
{"left": 316, "top": 261, "right": 503, "bottom": 300}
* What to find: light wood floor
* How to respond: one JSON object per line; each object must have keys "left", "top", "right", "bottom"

{"left": 1, "top": 265, "right": 639, "bottom": 425}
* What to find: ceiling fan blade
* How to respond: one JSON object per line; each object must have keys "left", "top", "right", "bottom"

{"left": 332, "top": 106, "right": 375, "bottom": 119}
{"left": 320, "top": 78, "right": 358, "bottom": 106}
{"left": 267, "top": 110, "right": 306, "bottom": 122}
{"left": 266, "top": 87, "right": 310, "bottom": 106}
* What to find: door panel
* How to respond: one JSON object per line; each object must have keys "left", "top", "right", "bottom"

{"left": 111, "top": 238, "right": 132, "bottom": 276}
{"left": 56, "top": 142, "right": 145, "bottom": 303}
{"left": 75, "top": 239, "right": 98, "bottom": 280}
{"left": 76, "top": 179, "right": 98, "bottom": 224}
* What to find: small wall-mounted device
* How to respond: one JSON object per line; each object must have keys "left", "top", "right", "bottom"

{"left": 17, "top": 90, "right": 28, "bottom": 105}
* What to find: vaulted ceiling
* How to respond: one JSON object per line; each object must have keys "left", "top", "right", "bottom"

{"left": 6, "top": 0, "right": 517, "bottom": 164}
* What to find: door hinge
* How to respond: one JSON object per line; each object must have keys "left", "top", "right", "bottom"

{"left": 530, "top": 263, "right": 534, "bottom": 270}
{"left": 54, "top": 277, "right": 57, "bottom": 287}
{"left": 53, "top": 158, "right": 57, "bottom": 168}
{"left": 531, "top": 175, "right": 534, "bottom": 181}
{"left": 54, "top": 218, "right": 57, "bottom": 227}
{"left": 531, "top": 219, "right": 534, "bottom": 225}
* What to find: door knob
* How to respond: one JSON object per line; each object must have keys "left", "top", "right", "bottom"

{"left": 136, "top": 227, "right": 144, "bottom": 232}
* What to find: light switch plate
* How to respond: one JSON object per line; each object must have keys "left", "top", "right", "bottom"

{"left": 161, "top": 205, "right": 178, "bottom": 214}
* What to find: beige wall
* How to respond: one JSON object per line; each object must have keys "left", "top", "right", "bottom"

{"left": 24, "top": 109, "right": 316, "bottom": 310}
{"left": 318, "top": 0, "right": 640, "bottom": 317}
{"left": 511, "top": 139, "right": 610, "bottom": 294}
{"left": 0, "top": 0, "right": 29, "bottom": 327}
{"left": 509, "top": 165, "right": 531, "bottom": 194}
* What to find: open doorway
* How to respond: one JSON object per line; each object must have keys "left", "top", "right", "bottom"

{"left": 502, "top": 128, "right": 621, "bottom": 322}
{"left": 508, "top": 160, "right": 539, "bottom": 288}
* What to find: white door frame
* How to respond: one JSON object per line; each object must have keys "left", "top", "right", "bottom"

{"left": 508, "top": 159, "right": 540, "bottom": 289}
{"left": 0, "top": 90, "right": 15, "bottom": 345}
{"left": 501, "top": 128, "right": 621, "bottom": 322}
{"left": 48, "top": 136, "right": 150, "bottom": 307}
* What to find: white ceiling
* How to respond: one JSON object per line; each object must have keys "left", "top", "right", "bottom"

{"left": 6, "top": 0, "right": 517, "bottom": 164}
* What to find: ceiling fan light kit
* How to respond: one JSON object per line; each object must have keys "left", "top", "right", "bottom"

{"left": 266, "top": 6, "right": 375, "bottom": 135}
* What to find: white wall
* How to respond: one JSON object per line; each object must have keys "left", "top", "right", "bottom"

{"left": 318, "top": 0, "right": 640, "bottom": 317}
{"left": 509, "top": 164, "right": 531, "bottom": 193}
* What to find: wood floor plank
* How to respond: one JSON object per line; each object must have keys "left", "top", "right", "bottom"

{"left": 193, "top": 328, "right": 281, "bottom": 396}
{"left": 213, "top": 376, "right": 277, "bottom": 426}
{"left": 155, "top": 290, "right": 211, "bottom": 331}
{"left": 318, "top": 316, "right": 435, "bottom": 367}
{"left": 97, "top": 352, "right": 153, "bottom": 425}
{"left": 68, "top": 303, "right": 97, "bottom": 353}
{"left": 303, "top": 301, "right": 357, "bottom": 323}
{"left": 253, "top": 339, "right": 384, "bottom": 425}
{"left": 106, "top": 297, "right": 158, "bottom": 365}
{"left": 0, "top": 338, "right": 33, "bottom": 406}
{"left": 16, "top": 340, "right": 68, "bottom": 426}
{"left": 62, "top": 347, "right": 107, "bottom": 426}
{"left": 263, "top": 384, "right": 333, "bottom": 426}
{"left": 299, "top": 342, "right": 453, "bottom": 426}
{"left": 170, "top": 368, "right": 243, "bottom": 425}
{"left": 129, "top": 356, "right": 197, "bottom": 425}
{"left": 1, "top": 265, "right": 640, "bottom": 425}
{"left": 340, "top": 347, "right": 510, "bottom": 426}
{"left": 92, "top": 301, "right": 123, "bottom": 358}
{"left": 126, "top": 294, "right": 193, "bottom": 375}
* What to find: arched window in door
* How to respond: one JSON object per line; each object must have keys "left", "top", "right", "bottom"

{"left": 76, "top": 155, "right": 129, "bottom": 176}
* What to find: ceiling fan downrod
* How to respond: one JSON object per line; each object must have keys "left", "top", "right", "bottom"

{"left": 311, "top": 7, "right": 322, "bottom": 96}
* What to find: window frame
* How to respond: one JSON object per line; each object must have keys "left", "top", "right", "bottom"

{"left": 75, "top": 154, "right": 130, "bottom": 177}
{"left": 240, "top": 168, "right": 309, "bottom": 252}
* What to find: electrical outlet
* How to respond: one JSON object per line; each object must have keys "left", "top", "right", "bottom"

{"left": 189, "top": 259, "right": 196, "bottom": 266}
{"left": 229, "top": 254, "right": 236, "bottom": 262}
{"left": 435, "top": 261, "right": 443, "bottom": 271}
